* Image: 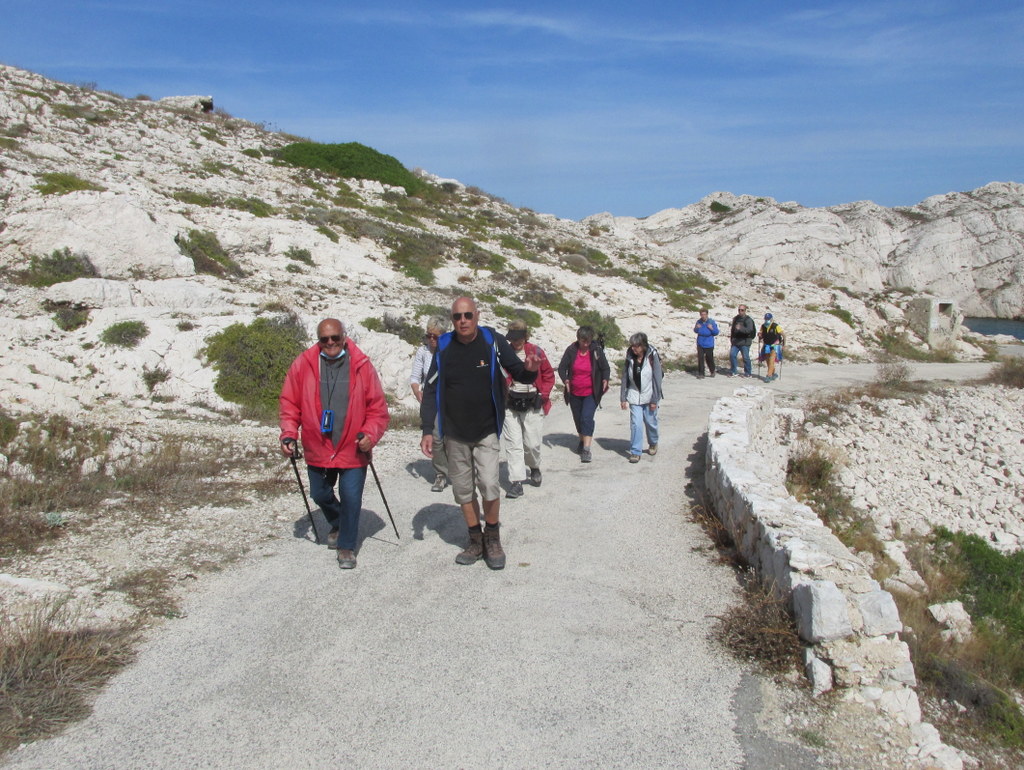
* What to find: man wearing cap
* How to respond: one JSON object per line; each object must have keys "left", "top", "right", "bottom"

{"left": 758, "top": 313, "right": 786, "bottom": 382}
{"left": 501, "top": 320, "right": 555, "bottom": 499}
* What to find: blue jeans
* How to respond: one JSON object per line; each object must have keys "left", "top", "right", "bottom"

{"left": 568, "top": 393, "right": 598, "bottom": 437}
{"left": 307, "top": 465, "right": 367, "bottom": 551}
{"left": 629, "top": 403, "right": 659, "bottom": 455}
{"left": 730, "top": 344, "right": 751, "bottom": 375}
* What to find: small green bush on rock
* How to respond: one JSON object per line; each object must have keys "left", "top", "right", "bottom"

{"left": 202, "top": 314, "right": 306, "bottom": 420}
{"left": 275, "top": 141, "right": 427, "bottom": 195}
{"left": 100, "top": 321, "right": 149, "bottom": 348}
{"left": 20, "top": 248, "right": 97, "bottom": 287}
{"left": 175, "top": 230, "right": 244, "bottom": 277}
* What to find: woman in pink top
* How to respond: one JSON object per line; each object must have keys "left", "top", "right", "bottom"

{"left": 557, "top": 326, "right": 611, "bottom": 463}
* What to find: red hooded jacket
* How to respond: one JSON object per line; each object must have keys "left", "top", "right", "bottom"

{"left": 279, "top": 339, "right": 389, "bottom": 468}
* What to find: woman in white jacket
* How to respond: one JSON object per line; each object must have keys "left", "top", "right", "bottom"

{"left": 619, "top": 332, "right": 664, "bottom": 463}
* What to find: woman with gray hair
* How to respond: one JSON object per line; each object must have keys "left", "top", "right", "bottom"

{"left": 410, "top": 316, "right": 449, "bottom": 491}
{"left": 619, "top": 332, "right": 664, "bottom": 463}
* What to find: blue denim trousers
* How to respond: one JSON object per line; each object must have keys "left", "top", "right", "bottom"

{"left": 729, "top": 344, "right": 752, "bottom": 375}
{"left": 568, "top": 393, "right": 598, "bottom": 437}
{"left": 307, "top": 465, "right": 367, "bottom": 551}
{"left": 629, "top": 403, "right": 659, "bottom": 455}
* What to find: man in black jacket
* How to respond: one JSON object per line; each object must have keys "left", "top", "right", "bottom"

{"left": 728, "top": 304, "right": 757, "bottom": 377}
{"left": 420, "top": 297, "right": 538, "bottom": 569}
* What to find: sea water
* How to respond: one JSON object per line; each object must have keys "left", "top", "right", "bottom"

{"left": 962, "top": 317, "right": 1024, "bottom": 341}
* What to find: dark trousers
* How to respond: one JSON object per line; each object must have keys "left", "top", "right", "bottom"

{"left": 307, "top": 465, "right": 367, "bottom": 551}
{"left": 697, "top": 347, "right": 715, "bottom": 376}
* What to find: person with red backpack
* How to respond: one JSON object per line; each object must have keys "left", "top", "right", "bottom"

{"left": 501, "top": 320, "right": 555, "bottom": 499}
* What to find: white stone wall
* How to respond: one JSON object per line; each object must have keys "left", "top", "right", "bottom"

{"left": 705, "top": 386, "right": 963, "bottom": 769}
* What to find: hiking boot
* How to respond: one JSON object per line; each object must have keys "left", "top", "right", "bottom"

{"left": 709, "top": 371, "right": 716, "bottom": 377}
{"left": 506, "top": 480, "right": 524, "bottom": 499}
{"left": 628, "top": 454, "right": 640, "bottom": 463}
{"left": 431, "top": 474, "right": 447, "bottom": 492}
{"left": 455, "top": 528, "right": 484, "bottom": 565}
{"left": 337, "top": 549, "right": 357, "bottom": 569}
{"left": 648, "top": 444, "right": 658, "bottom": 456}
{"left": 530, "top": 467, "right": 542, "bottom": 486}
{"left": 580, "top": 448, "right": 592, "bottom": 463}
{"left": 326, "top": 527, "right": 339, "bottom": 548}
{"left": 483, "top": 524, "right": 506, "bottom": 570}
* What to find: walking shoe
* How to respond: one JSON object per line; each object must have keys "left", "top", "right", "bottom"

{"left": 696, "top": 374, "right": 705, "bottom": 379}
{"left": 483, "top": 524, "right": 506, "bottom": 570}
{"left": 337, "top": 549, "right": 357, "bottom": 569}
{"left": 710, "top": 371, "right": 716, "bottom": 377}
{"left": 455, "top": 528, "right": 485, "bottom": 565}
{"left": 580, "top": 448, "right": 592, "bottom": 463}
{"left": 529, "top": 467, "right": 542, "bottom": 486}
{"left": 326, "top": 527, "right": 339, "bottom": 548}
{"left": 431, "top": 474, "right": 447, "bottom": 492}
{"left": 506, "top": 480, "right": 524, "bottom": 499}
{"left": 648, "top": 444, "right": 658, "bottom": 456}
{"left": 628, "top": 454, "right": 640, "bottom": 463}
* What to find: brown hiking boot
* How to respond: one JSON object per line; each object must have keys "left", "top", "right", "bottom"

{"left": 483, "top": 524, "right": 506, "bottom": 570}
{"left": 455, "top": 528, "right": 484, "bottom": 565}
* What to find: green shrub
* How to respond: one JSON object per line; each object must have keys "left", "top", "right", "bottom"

{"left": 51, "top": 305, "right": 89, "bottom": 331}
{"left": 492, "top": 304, "right": 542, "bottom": 329}
{"left": 385, "top": 231, "right": 448, "bottom": 284}
{"left": 224, "top": 196, "right": 274, "bottom": 218}
{"left": 100, "top": 321, "right": 149, "bottom": 348}
{"left": 275, "top": 141, "right": 426, "bottom": 195}
{"left": 175, "top": 230, "right": 244, "bottom": 277}
{"left": 0, "top": 409, "right": 18, "bottom": 446}
{"left": 572, "top": 309, "right": 623, "bottom": 350}
{"left": 242, "top": 148, "right": 263, "bottom": 158}
{"left": 362, "top": 314, "right": 421, "bottom": 346}
{"left": 172, "top": 190, "right": 217, "bottom": 207}
{"left": 458, "top": 240, "right": 506, "bottom": 272}
{"left": 284, "top": 246, "right": 313, "bottom": 265}
{"left": 316, "top": 225, "right": 339, "bottom": 243}
{"left": 20, "top": 248, "right": 97, "bottom": 288}
{"left": 34, "top": 172, "right": 105, "bottom": 196}
{"left": 827, "top": 308, "right": 855, "bottom": 328}
{"left": 176, "top": 320, "right": 196, "bottom": 332}
{"left": 202, "top": 315, "right": 306, "bottom": 419}
{"left": 141, "top": 365, "right": 171, "bottom": 392}
{"left": 709, "top": 200, "right": 732, "bottom": 213}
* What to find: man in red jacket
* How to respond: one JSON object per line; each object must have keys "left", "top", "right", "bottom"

{"left": 279, "top": 318, "right": 390, "bottom": 569}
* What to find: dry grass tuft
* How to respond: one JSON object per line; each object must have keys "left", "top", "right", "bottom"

{"left": 985, "top": 356, "right": 1024, "bottom": 389}
{"left": 715, "top": 574, "right": 803, "bottom": 674}
{"left": 0, "top": 600, "right": 137, "bottom": 754}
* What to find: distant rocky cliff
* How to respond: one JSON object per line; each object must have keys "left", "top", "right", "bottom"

{"left": 588, "top": 184, "right": 1024, "bottom": 319}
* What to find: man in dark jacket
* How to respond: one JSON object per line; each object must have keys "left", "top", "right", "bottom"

{"left": 728, "top": 304, "right": 757, "bottom": 377}
{"left": 420, "top": 297, "right": 539, "bottom": 569}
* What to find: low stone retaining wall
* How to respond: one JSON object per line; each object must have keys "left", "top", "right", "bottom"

{"left": 705, "top": 386, "right": 963, "bottom": 769}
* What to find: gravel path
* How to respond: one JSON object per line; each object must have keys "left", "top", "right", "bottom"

{"left": 4, "top": 363, "right": 994, "bottom": 769}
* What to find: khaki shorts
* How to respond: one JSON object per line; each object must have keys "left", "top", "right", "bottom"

{"left": 444, "top": 432, "right": 501, "bottom": 504}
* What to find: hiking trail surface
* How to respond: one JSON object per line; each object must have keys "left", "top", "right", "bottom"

{"left": 4, "top": 363, "right": 995, "bottom": 769}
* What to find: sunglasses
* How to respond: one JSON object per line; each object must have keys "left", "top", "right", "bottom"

{"left": 451, "top": 312, "right": 474, "bottom": 321}
{"left": 738, "top": 307, "right": 747, "bottom": 311}
{"left": 425, "top": 333, "right": 439, "bottom": 340}
{"left": 318, "top": 334, "right": 343, "bottom": 344}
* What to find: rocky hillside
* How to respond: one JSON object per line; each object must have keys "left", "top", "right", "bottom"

{"left": 0, "top": 64, "right": 1014, "bottom": 419}
{"left": 590, "top": 184, "right": 1024, "bottom": 319}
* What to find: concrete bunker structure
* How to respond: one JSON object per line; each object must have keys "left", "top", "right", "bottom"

{"left": 906, "top": 297, "right": 962, "bottom": 348}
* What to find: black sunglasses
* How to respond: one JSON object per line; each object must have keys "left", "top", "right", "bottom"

{"left": 451, "top": 312, "right": 474, "bottom": 321}
{"left": 318, "top": 334, "right": 343, "bottom": 344}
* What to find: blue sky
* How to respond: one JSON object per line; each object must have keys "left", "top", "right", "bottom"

{"left": 3, "top": 1, "right": 1022, "bottom": 220}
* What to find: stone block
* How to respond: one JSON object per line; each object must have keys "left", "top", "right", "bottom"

{"left": 857, "top": 589, "right": 903, "bottom": 637}
{"left": 793, "top": 580, "right": 853, "bottom": 642}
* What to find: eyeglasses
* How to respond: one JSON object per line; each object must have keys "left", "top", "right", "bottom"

{"left": 424, "top": 333, "right": 439, "bottom": 340}
{"left": 451, "top": 312, "right": 474, "bottom": 321}
{"left": 318, "top": 334, "right": 343, "bottom": 344}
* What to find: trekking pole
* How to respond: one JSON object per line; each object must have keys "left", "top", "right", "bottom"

{"left": 357, "top": 432, "right": 400, "bottom": 539}
{"left": 284, "top": 439, "right": 319, "bottom": 544}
